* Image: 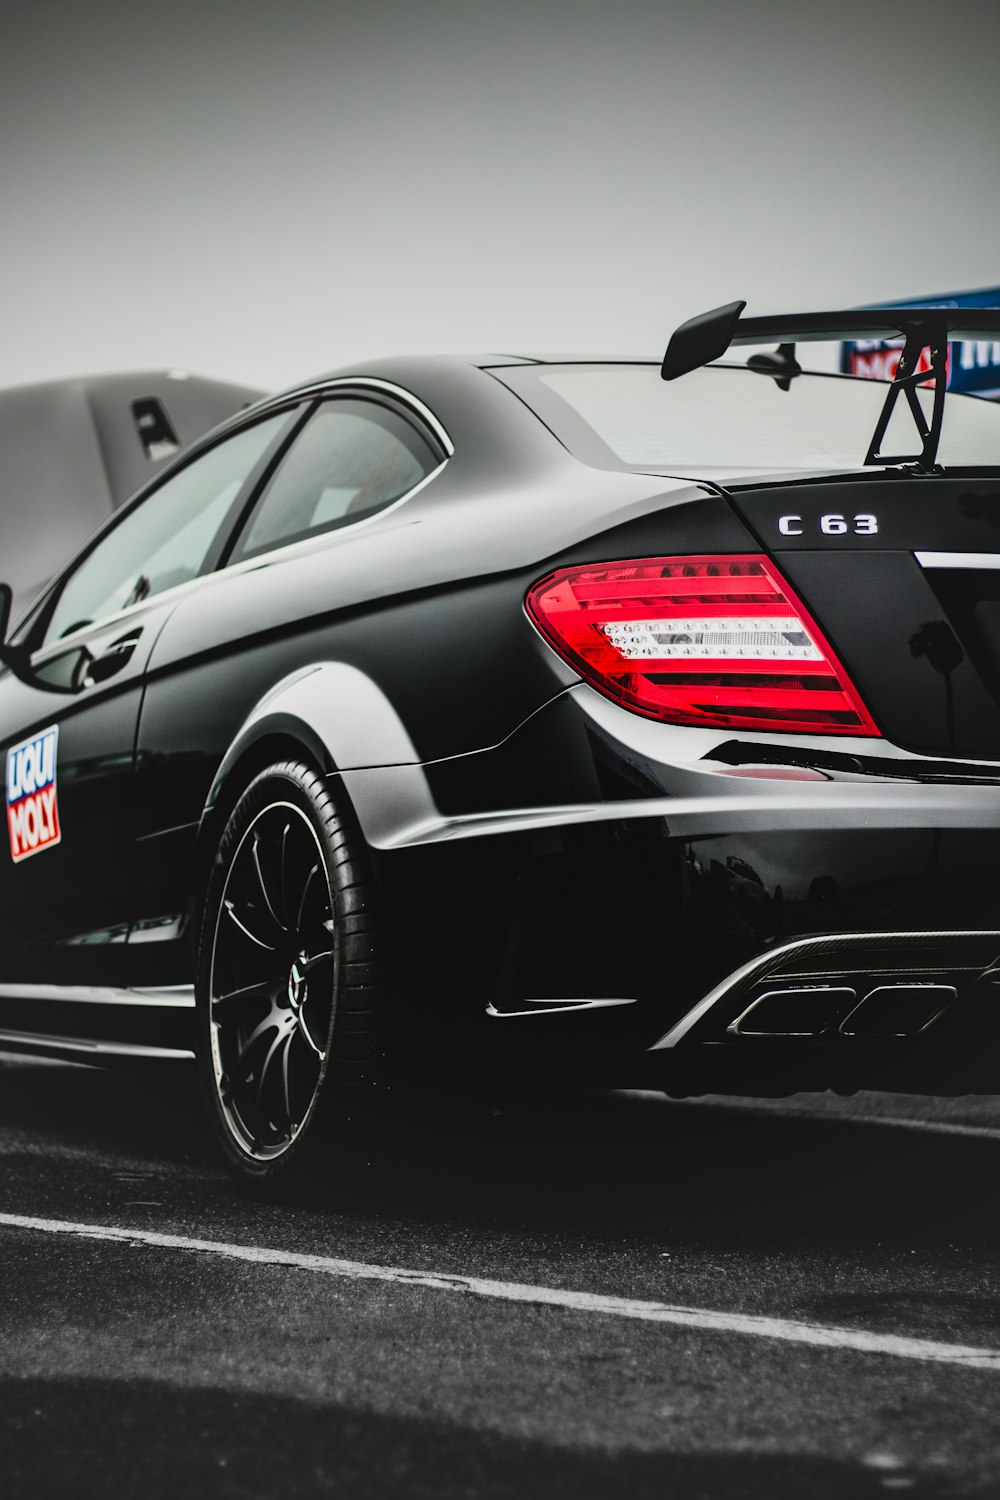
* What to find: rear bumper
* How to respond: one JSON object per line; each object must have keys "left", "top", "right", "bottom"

{"left": 337, "top": 684, "right": 1000, "bottom": 1093}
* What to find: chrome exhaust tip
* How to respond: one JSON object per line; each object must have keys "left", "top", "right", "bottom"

{"left": 650, "top": 931, "right": 1000, "bottom": 1049}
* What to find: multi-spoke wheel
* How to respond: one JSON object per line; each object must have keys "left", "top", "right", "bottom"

{"left": 196, "top": 760, "right": 379, "bottom": 1190}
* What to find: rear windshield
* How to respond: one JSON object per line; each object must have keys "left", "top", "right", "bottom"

{"left": 492, "top": 363, "right": 1000, "bottom": 473}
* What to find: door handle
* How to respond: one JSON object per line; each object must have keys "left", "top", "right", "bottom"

{"left": 81, "top": 631, "right": 140, "bottom": 688}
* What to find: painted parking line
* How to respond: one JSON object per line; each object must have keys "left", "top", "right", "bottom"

{"left": 4, "top": 1211, "right": 1000, "bottom": 1372}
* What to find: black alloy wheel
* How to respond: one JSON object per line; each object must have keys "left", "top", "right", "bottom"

{"left": 196, "top": 760, "right": 379, "bottom": 1190}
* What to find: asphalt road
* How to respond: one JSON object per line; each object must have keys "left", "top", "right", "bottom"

{"left": 2, "top": 1056, "right": 1000, "bottom": 1498}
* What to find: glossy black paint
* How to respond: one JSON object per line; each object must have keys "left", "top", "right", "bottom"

{"left": 725, "top": 477, "right": 1000, "bottom": 755}
{"left": 0, "top": 591, "right": 187, "bottom": 984}
{"left": 2, "top": 353, "right": 1000, "bottom": 1098}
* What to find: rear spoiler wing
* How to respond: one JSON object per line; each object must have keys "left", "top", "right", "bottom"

{"left": 661, "top": 301, "right": 1000, "bottom": 468}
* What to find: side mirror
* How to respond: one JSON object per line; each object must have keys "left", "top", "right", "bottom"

{"left": 0, "top": 584, "right": 29, "bottom": 674}
{"left": 0, "top": 584, "right": 85, "bottom": 693}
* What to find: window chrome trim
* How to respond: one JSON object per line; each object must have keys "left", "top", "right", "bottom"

{"left": 28, "top": 580, "right": 202, "bottom": 663}
{"left": 25, "top": 406, "right": 304, "bottom": 659}
{"left": 915, "top": 551, "right": 1000, "bottom": 570}
{"left": 217, "top": 457, "right": 449, "bottom": 577}
{"left": 269, "top": 376, "right": 454, "bottom": 457}
{"left": 26, "top": 455, "right": 449, "bottom": 663}
{"left": 25, "top": 384, "right": 451, "bottom": 659}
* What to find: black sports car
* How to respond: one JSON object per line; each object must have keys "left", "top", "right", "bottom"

{"left": 3, "top": 302, "right": 1000, "bottom": 1190}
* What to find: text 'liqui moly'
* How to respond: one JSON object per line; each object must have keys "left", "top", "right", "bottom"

{"left": 6, "top": 726, "right": 61, "bottom": 863}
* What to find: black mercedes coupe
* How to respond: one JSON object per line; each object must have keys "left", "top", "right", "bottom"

{"left": 3, "top": 302, "right": 1000, "bottom": 1189}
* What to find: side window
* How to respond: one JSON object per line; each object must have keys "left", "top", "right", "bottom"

{"left": 41, "top": 412, "right": 293, "bottom": 646}
{"left": 230, "top": 398, "right": 438, "bottom": 563}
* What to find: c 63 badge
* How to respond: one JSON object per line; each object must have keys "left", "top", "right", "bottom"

{"left": 6, "top": 726, "right": 61, "bottom": 863}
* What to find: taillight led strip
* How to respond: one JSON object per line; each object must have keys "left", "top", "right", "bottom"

{"left": 526, "top": 555, "right": 880, "bottom": 736}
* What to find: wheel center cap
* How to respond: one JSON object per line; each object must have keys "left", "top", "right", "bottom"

{"left": 287, "top": 961, "right": 307, "bottom": 1011}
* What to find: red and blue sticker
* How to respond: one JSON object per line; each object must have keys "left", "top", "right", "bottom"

{"left": 6, "top": 725, "right": 61, "bottom": 864}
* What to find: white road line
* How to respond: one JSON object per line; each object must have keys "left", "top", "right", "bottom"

{"left": 785, "top": 1113, "right": 1000, "bottom": 1143}
{"left": 669, "top": 1096, "right": 1000, "bottom": 1143}
{"left": 3, "top": 1211, "right": 1000, "bottom": 1372}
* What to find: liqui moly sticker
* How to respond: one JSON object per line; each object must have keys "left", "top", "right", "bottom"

{"left": 6, "top": 726, "right": 61, "bottom": 863}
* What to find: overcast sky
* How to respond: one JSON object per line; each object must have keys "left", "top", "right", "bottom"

{"left": 2, "top": 0, "right": 998, "bottom": 391}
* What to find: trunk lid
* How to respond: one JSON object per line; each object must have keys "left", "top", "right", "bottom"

{"left": 722, "top": 472, "right": 1000, "bottom": 758}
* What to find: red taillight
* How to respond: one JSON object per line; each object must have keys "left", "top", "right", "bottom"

{"left": 526, "top": 555, "right": 880, "bottom": 736}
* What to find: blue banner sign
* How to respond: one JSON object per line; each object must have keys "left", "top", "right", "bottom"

{"left": 840, "top": 287, "right": 1000, "bottom": 399}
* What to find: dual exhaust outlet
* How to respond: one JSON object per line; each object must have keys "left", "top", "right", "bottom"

{"left": 650, "top": 930, "right": 1000, "bottom": 1050}
{"left": 730, "top": 981, "right": 955, "bottom": 1040}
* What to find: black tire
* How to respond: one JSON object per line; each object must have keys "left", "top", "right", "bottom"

{"left": 195, "top": 759, "right": 380, "bottom": 1193}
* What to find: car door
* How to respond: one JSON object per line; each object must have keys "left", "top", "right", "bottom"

{"left": 0, "top": 407, "right": 299, "bottom": 990}
{"left": 129, "top": 391, "right": 445, "bottom": 986}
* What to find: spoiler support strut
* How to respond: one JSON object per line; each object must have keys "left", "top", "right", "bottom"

{"left": 864, "top": 329, "right": 948, "bottom": 468}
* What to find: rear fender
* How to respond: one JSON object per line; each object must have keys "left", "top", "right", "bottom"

{"left": 196, "top": 662, "right": 432, "bottom": 863}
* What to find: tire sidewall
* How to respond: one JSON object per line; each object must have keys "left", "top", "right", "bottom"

{"left": 195, "top": 760, "right": 347, "bottom": 1191}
